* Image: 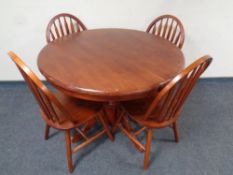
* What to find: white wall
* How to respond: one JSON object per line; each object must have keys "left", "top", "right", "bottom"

{"left": 0, "top": 0, "right": 232, "bottom": 80}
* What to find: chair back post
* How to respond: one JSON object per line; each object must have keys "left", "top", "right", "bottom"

{"left": 46, "top": 13, "right": 87, "bottom": 43}
{"left": 144, "top": 55, "right": 213, "bottom": 125}
{"left": 8, "top": 51, "right": 75, "bottom": 125}
{"left": 146, "top": 14, "right": 185, "bottom": 49}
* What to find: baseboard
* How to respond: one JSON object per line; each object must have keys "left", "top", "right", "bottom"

{"left": 0, "top": 77, "right": 232, "bottom": 88}
{"left": 0, "top": 77, "right": 232, "bottom": 84}
{"left": 0, "top": 80, "right": 49, "bottom": 84}
{"left": 199, "top": 77, "right": 233, "bottom": 82}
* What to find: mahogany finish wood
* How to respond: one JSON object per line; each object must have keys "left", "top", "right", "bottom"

{"left": 46, "top": 13, "right": 87, "bottom": 43}
{"left": 146, "top": 15, "right": 185, "bottom": 49}
{"left": 8, "top": 51, "right": 113, "bottom": 173}
{"left": 38, "top": 29, "right": 185, "bottom": 102}
{"left": 118, "top": 55, "right": 213, "bottom": 170}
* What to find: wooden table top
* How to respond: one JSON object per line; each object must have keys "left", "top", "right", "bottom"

{"left": 38, "top": 28, "right": 185, "bottom": 102}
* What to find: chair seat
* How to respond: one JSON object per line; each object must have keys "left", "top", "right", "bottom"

{"left": 122, "top": 97, "right": 154, "bottom": 118}
{"left": 122, "top": 96, "right": 168, "bottom": 128}
{"left": 41, "top": 92, "right": 102, "bottom": 130}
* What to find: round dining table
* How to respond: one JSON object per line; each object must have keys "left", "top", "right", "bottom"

{"left": 37, "top": 28, "right": 185, "bottom": 124}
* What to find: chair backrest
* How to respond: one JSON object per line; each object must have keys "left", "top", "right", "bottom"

{"left": 46, "top": 13, "right": 87, "bottom": 43}
{"left": 146, "top": 14, "right": 185, "bottom": 49}
{"left": 144, "top": 55, "right": 212, "bottom": 127}
{"left": 8, "top": 51, "right": 75, "bottom": 125}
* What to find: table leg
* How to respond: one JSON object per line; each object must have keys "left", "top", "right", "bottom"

{"left": 104, "top": 101, "right": 118, "bottom": 126}
{"left": 72, "top": 101, "right": 118, "bottom": 143}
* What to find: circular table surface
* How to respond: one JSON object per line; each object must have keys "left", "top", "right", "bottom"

{"left": 38, "top": 28, "right": 185, "bottom": 102}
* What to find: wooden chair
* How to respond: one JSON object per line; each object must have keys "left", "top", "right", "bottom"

{"left": 46, "top": 13, "right": 87, "bottom": 43}
{"left": 8, "top": 51, "right": 113, "bottom": 173}
{"left": 146, "top": 14, "right": 185, "bottom": 49}
{"left": 114, "top": 55, "right": 212, "bottom": 170}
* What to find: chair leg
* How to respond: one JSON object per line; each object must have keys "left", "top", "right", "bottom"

{"left": 120, "top": 125, "right": 145, "bottom": 152}
{"left": 172, "top": 122, "right": 179, "bottom": 143}
{"left": 98, "top": 115, "right": 114, "bottom": 141}
{"left": 65, "top": 130, "right": 73, "bottom": 173}
{"left": 144, "top": 128, "right": 153, "bottom": 170}
{"left": 44, "top": 125, "right": 50, "bottom": 140}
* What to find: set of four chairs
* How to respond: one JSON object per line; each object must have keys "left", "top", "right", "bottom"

{"left": 8, "top": 13, "right": 212, "bottom": 173}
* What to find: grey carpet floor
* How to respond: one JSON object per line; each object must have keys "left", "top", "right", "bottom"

{"left": 0, "top": 79, "right": 232, "bottom": 175}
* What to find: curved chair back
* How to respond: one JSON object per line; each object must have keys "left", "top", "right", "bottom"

{"left": 8, "top": 51, "right": 75, "bottom": 125}
{"left": 144, "top": 55, "right": 212, "bottom": 127}
{"left": 146, "top": 15, "right": 185, "bottom": 49}
{"left": 46, "top": 13, "right": 87, "bottom": 43}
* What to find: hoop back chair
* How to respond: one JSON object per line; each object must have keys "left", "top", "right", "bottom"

{"left": 146, "top": 14, "right": 185, "bottom": 49}
{"left": 118, "top": 55, "right": 212, "bottom": 170}
{"left": 46, "top": 13, "right": 87, "bottom": 43}
{"left": 8, "top": 51, "right": 113, "bottom": 173}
